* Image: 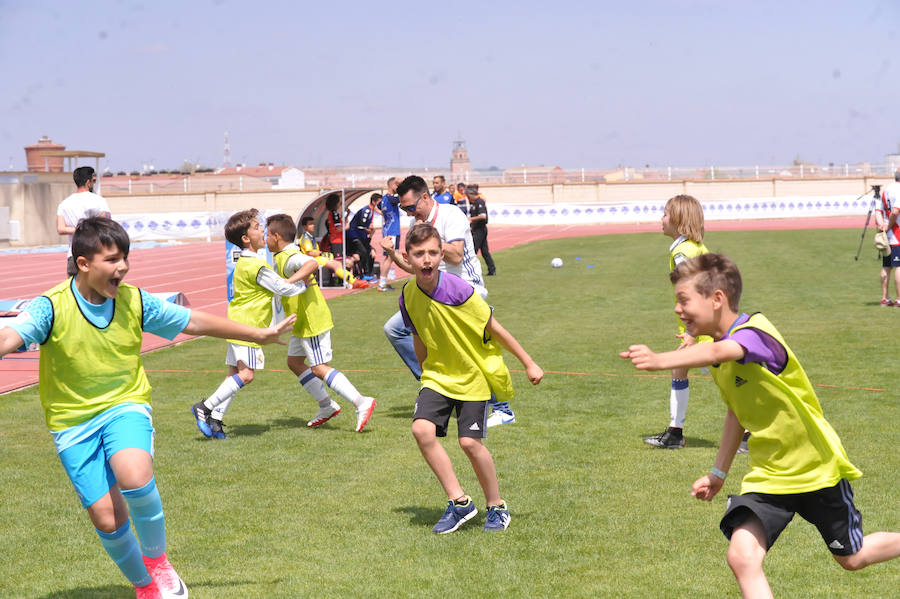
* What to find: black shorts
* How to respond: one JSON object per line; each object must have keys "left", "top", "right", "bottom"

{"left": 413, "top": 387, "right": 488, "bottom": 439}
{"left": 720, "top": 479, "right": 863, "bottom": 556}
{"left": 882, "top": 245, "right": 900, "bottom": 268}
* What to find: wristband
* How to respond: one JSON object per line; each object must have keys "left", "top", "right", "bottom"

{"left": 710, "top": 467, "right": 727, "bottom": 481}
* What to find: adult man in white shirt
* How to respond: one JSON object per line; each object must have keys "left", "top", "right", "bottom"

{"left": 382, "top": 175, "right": 515, "bottom": 426}
{"left": 57, "top": 166, "right": 111, "bottom": 276}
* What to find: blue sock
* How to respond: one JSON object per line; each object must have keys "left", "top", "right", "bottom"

{"left": 97, "top": 520, "right": 152, "bottom": 587}
{"left": 121, "top": 477, "right": 166, "bottom": 559}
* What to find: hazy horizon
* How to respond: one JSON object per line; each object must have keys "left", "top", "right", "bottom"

{"left": 2, "top": 0, "right": 898, "bottom": 173}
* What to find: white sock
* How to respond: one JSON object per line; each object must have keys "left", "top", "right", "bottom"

{"left": 379, "top": 276, "right": 387, "bottom": 287}
{"left": 669, "top": 379, "right": 689, "bottom": 428}
{"left": 325, "top": 368, "right": 363, "bottom": 407}
{"left": 211, "top": 396, "right": 233, "bottom": 421}
{"left": 204, "top": 375, "right": 242, "bottom": 410}
{"left": 298, "top": 369, "right": 330, "bottom": 405}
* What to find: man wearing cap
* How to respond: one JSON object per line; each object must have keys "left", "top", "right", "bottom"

{"left": 467, "top": 185, "right": 496, "bottom": 276}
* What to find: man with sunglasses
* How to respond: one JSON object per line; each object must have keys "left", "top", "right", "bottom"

{"left": 381, "top": 176, "right": 516, "bottom": 427}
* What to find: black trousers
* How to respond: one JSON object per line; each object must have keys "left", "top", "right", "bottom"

{"left": 471, "top": 226, "right": 495, "bottom": 274}
{"left": 349, "top": 237, "right": 374, "bottom": 276}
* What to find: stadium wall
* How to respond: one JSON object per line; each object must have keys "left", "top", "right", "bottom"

{"left": 0, "top": 176, "right": 891, "bottom": 247}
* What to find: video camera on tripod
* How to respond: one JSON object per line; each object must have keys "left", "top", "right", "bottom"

{"left": 854, "top": 184, "right": 884, "bottom": 261}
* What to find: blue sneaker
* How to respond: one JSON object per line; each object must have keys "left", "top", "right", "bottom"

{"left": 208, "top": 417, "right": 228, "bottom": 439}
{"left": 432, "top": 497, "right": 477, "bottom": 534}
{"left": 483, "top": 503, "right": 511, "bottom": 531}
{"left": 191, "top": 402, "right": 212, "bottom": 437}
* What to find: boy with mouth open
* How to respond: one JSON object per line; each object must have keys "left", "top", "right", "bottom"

{"left": 621, "top": 253, "right": 900, "bottom": 599}
{"left": 0, "top": 217, "right": 296, "bottom": 598}
{"left": 398, "top": 223, "right": 542, "bottom": 533}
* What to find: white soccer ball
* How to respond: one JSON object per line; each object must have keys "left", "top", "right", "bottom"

{"left": 551, "top": 257, "right": 563, "bottom": 268}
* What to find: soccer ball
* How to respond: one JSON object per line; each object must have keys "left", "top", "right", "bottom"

{"left": 551, "top": 257, "right": 563, "bottom": 268}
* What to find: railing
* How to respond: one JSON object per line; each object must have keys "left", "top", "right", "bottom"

{"left": 85, "top": 162, "right": 900, "bottom": 195}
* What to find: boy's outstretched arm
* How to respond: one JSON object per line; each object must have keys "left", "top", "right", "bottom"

{"left": 486, "top": 317, "right": 543, "bottom": 384}
{"left": 0, "top": 327, "right": 25, "bottom": 359}
{"left": 182, "top": 311, "right": 296, "bottom": 345}
{"left": 620, "top": 339, "right": 745, "bottom": 371}
{"left": 285, "top": 259, "right": 319, "bottom": 285}
{"left": 692, "top": 408, "right": 744, "bottom": 501}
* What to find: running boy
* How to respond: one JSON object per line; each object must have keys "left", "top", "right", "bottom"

{"left": 266, "top": 213, "right": 376, "bottom": 432}
{"left": 191, "top": 209, "right": 311, "bottom": 439}
{"left": 298, "top": 215, "right": 367, "bottom": 289}
{"left": 643, "top": 194, "right": 709, "bottom": 449}
{"left": 400, "top": 223, "right": 543, "bottom": 533}
{"left": 621, "top": 253, "right": 900, "bottom": 598}
{"left": 0, "top": 217, "right": 296, "bottom": 599}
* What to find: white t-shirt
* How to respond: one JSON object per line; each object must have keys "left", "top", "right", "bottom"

{"left": 425, "top": 202, "right": 485, "bottom": 294}
{"left": 878, "top": 181, "right": 900, "bottom": 245}
{"left": 57, "top": 191, "right": 111, "bottom": 256}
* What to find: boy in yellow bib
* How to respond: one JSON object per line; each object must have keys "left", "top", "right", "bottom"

{"left": 266, "top": 213, "right": 376, "bottom": 432}
{"left": 621, "top": 253, "right": 900, "bottom": 599}
{"left": 0, "top": 217, "right": 295, "bottom": 599}
{"left": 400, "top": 223, "right": 543, "bottom": 533}
{"left": 191, "top": 209, "right": 313, "bottom": 439}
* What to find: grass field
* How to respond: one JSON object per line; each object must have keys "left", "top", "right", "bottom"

{"left": 2, "top": 228, "right": 899, "bottom": 598}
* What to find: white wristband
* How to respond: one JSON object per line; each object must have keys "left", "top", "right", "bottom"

{"left": 710, "top": 467, "right": 727, "bottom": 481}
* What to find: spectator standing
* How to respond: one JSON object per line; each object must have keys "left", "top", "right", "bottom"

{"left": 453, "top": 182, "right": 467, "bottom": 204}
{"left": 432, "top": 175, "right": 456, "bottom": 205}
{"left": 377, "top": 177, "right": 402, "bottom": 292}
{"left": 57, "top": 166, "right": 110, "bottom": 276}
{"left": 877, "top": 170, "right": 900, "bottom": 305}
{"left": 348, "top": 193, "right": 380, "bottom": 280}
{"left": 467, "top": 185, "right": 496, "bottom": 276}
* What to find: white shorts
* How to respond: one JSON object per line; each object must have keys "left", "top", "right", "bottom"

{"left": 288, "top": 331, "right": 333, "bottom": 366}
{"left": 226, "top": 343, "right": 265, "bottom": 370}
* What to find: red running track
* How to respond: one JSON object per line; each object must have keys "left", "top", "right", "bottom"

{"left": 0, "top": 215, "right": 861, "bottom": 394}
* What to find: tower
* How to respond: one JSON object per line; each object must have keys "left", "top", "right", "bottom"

{"left": 223, "top": 131, "right": 232, "bottom": 169}
{"left": 450, "top": 139, "right": 470, "bottom": 182}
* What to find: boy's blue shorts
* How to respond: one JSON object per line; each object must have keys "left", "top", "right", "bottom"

{"left": 55, "top": 404, "right": 155, "bottom": 508}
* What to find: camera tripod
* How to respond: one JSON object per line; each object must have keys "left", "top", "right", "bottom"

{"left": 854, "top": 184, "right": 883, "bottom": 261}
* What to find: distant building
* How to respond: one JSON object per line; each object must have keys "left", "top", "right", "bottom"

{"left": 887, "top": 144, "right": 900, "bottom": 173}
{"left": 503, "top": 165, "right": 565, "bottom": 184}
{"left": 24, "top": 136, "right": 65, "bottom": 172}
{"left": 216, "top": 163, "right": 305, "bottom": 189}
{"left": 450, "top": 140, "right": 470, "bottom": 182}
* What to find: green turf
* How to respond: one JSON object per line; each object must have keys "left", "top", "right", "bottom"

{"left": 2, "top": 228, "right": 899, "bottom": 598}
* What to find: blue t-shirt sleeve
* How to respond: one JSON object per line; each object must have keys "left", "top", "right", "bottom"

{"left": 140, "top": 289, "right": 192, "bottom": 340}
{"left": 5, "top": 296, "right": 53, "bottom": 348}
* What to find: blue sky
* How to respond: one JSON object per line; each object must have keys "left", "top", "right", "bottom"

{"left": 1, "top": 0, "right": 898, "bottom": 172}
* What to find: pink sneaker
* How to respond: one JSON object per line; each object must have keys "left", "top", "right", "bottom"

{"left": 135, "top": 580, "right": 163, "bottom": 599}
{"left": 142, "top": 553, "right": 188, "bottom": 598}
{"left": 881, "top": 299, "right": 894, "bottom": 306}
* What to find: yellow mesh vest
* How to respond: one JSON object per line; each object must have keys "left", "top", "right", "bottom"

{"left": 272, "top": 247, "right": 333, "bottom": 338}
{"left": 40, "top": 280, "right": 152, "bottom": 431}
{"left": 226, "top": 254, "right": 273, "bottom": 347}
{"left": 710, "top": 313, "right": 861, "bottom": 494}
{"left": 403, "top": 279, "right": 513, "bottom": 402}
{"left": 670, "top": 238, "right": 710, "bottom": 338}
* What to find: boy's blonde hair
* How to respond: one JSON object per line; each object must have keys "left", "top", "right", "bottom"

{"left": 225, "top": 208, "right": 259, "bottom": 248}
{"left": 666, "top": 195, "right": 705, "bottom": 242}
{"left": 669, "top": 253, "right": 742, "bottom": 312}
